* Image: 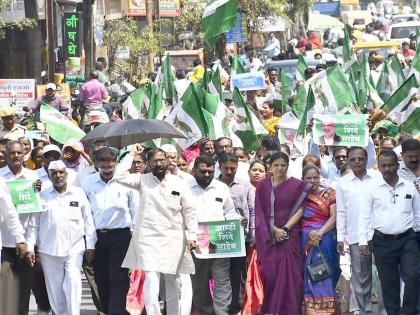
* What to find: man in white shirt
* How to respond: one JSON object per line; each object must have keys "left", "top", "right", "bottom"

{"left": 189, "top": 155, "right": 241, "bottom": 315}
{"left": 242, "top": 46, "right": 262, "bottom": 72}
{"left": 82, "top": 147, "right": 137, "bottom": 314}
{"left": 115, "top": 146, "right": 197, "bottom": 315}
{"left": 0, "top": 141, "right": 41, "bottom": 315}
{"left": 26, "top": 160, "right": 96, "bottom": 315}
{"left": 161, "top": 144, "right": 194, "bottom": 181}
{"left": 336, "top": 147, "right": 385, "bottom": 315}
{"left": 359, "top": 150, "right": 419, "bottom": 315}
{"left": 264, "top": 32, "right": 281, "bottom": 59}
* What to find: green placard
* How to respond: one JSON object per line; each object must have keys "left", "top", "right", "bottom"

{"left": 313, "top": 114, "right": 368, "bottom": 147}
{"left": 5, "top": 180, "right": 42, "bottom": 214}
{"left": 194, "top": 219, "right": 245, "bottom": 259}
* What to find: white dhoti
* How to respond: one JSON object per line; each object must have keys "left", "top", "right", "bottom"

{"left": 39, "top": 251, "right": 83, "bottom": 315}
{"left": 143, "top": 271, "right": 192, "bottom": 315}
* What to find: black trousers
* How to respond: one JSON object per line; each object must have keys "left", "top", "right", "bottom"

{"left": 373, "top": 229, "right": 419, "bottom": 315}
{"left": 94, "top": 228, "right": 131, "bottom": 315}
{"left": 31, "top": 254, "right": 51, "bottom": 312}
{"left": 0, "top": 247, "right": 33, "bottom": 315}
{"left": 229, "top": 256, "right": 247, "bottom": 315}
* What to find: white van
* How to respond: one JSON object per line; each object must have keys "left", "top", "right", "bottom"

{"left": 388, "top": 21, "right": 420, "bottom": 43}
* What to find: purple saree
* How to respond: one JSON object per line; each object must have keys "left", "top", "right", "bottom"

{"left": 255, "top": 177, "right": 311, "bottom": 315}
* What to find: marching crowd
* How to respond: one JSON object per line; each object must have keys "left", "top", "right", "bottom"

{"left": 0, "top": 18, "right": 419, "bottom": 315}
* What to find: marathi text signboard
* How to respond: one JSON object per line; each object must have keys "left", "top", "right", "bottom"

{"left": 194, "top": 220, "right": 246, "bottom": 259}
{"left": 0, "top": 79, "right": 36, "bottom": 112}
{"left": 5, "top": 180, "right": 42, "bottom": 214}
{"left": 128, "top": 0, "right": 181, "bottom": 17}
{"left": 313, "top": 114, "right": 368, "bottom": 147}
{"left": 231, "top": 72, "right": 265, "bottom": 91}
{"left": 63, "top": 13, "right": 82, "bottom": 59}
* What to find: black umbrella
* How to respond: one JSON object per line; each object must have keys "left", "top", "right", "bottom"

{"left": 81, "top": 119, "right": 186, "bottom": 148}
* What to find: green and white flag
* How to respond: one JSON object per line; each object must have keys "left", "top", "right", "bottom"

{"left": 296, "top": 54, "right": 308, "bottom": 82}
{"left": 146, "top": 84, "right": 165, "bottom": 120}
{"left": 202, "top": 0, "right": 237, "bottom": 49}
{"left": 122, "top": 86, "right": 146, "bottom": 119}
{"left": 162, "top": 54, "right": 176, "bottom": 100}
{"left": 382, "top": 74, "right": 419, "bottom": 118}
{"left": 307, "top": 64, "right": 357, "bottom": 113}
{"left": 232, "top": 87, "right": 267, "bottom": 151}
{"left": 231, "top": 54, "right": 246, "bottom": 75}
{"left": 400, "top": 101, "right": 420, "bottom": 137}
{"left": 297, "top": 86, "right": 315, "bottom": 136}
{"left": 209, "top": 67, "right": 225, "bottom": 102}
{"left": 389, "top": 54, "right": 405, "bottom": 87}
{"left": 273, "top": 69, "right": 292, "bottom": 113}
{"left": 376, "top": 61, "right": 398, "bottom": 102}
{"left": 165, "top": 84, "right": 209, "bottom": 149}
{"left": 292, "top": 84, "right": 308, "bottom": 120}
{"left": 40, "top": 104, "right": 85, "bottom": 144}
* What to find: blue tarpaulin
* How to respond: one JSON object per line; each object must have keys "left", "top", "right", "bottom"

{"left": 312, "top": 1, "right": 341, "bottom": 17}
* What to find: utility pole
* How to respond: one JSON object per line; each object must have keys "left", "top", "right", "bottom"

{"left": 45, "top": 0, "right": 55, "bottom": 82}
{"left": 83, "top": 0, "right": 95, "bottom": 77}
{"left": 146, "top": 0, "right": 155, "bottom": 72}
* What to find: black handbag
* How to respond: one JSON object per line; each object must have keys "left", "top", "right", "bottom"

{"left": 306, "top": 247, "right": 331, "bottom": 282}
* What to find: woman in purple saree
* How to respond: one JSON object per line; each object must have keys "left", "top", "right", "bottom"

{"left": 255, "top": 152, "right": 312, "bottom": 315}
{"left": 301, "top": 165, "right": 341, "bottom": 314}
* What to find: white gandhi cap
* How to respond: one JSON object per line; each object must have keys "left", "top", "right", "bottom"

{"left": 48, "top": 160, "right": 66, "bottom": 171}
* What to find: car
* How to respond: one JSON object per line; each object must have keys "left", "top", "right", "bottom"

{"left": 388, "top": 21, "right": 420, "bottom": 44}
{"left": 262, "top": 58, "right": 322, "bottom": 87}
{"left": 391, "top": 14, "right": 419, "bottom": 24}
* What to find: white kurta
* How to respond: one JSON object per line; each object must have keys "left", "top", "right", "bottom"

{"left": 115, "top": 156, "right": 198, "bottom": 275}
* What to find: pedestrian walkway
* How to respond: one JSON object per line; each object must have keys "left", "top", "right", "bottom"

{"left": 29, "top": 275, "right": 97, "bottom": 315}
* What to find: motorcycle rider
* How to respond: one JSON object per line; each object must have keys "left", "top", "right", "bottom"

{"left": 27, "top": 83, "right": 69, "bottom": 120}
{"left": 79, "top": 71, "right": 110, "bottom": 127}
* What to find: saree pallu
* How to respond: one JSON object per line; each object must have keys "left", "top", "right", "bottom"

{"left": 242, "top": 248, "right": 264, "bottom": 315}
{"left": 126, "top": 270, "right": 145, "bottom": 315}
{"left": 301, "top": 189, "right": 341, "bottom": 315}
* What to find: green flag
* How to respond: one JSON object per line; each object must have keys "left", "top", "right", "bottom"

{"left": 296, "top": 54, "right": 308, "bottom": 81}
{"left": 162, "top": 54, "right": 176, "bottom": 100}
{"left": 377, "top": 60, "right": 398, "bottom": 101}
{"left": 389, "top": 54, "right": 405, "bottom": 86}
{"left": 146, "top": 84, "right": 164, "bottom": 120}
{"left": 202, "top": 0, "right": 237, "bottom": 49}
{"left": 209, "top": 67, "right": 225, "bottom": 102}
{"left": 122, "top": 85, "right": 146, "bottom": 119}
{"left": 382, "top": 74, "right": 419, "bottom": 115}
{"left": 292, "top": 84, "right": 307, "bottom": 120}
{"left": 400, "top": 103, "right": 420, "bottom": 137}
{"left": 231, "top": 54, "right": 246, "bottom": 75}
{"left": 343, "top": 28, "right": 352, "bottom": 64}
{"left": 232, "top": 87, "right": 267, "bottom": 151}
{"left": 279, "top": 69, "right": 291, "bottom": 113}
{"left": 40, "top": 104, "right": 85, "bottom": 144}
{"left": 297, "top": 86, "right": 315, "bottom": 136}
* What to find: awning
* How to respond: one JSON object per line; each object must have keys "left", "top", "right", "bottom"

{"left": 308, "top": 12, "right": 344, "bottom": 30}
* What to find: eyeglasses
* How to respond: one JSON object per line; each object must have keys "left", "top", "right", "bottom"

{"left": 390, "top": 188, "right": 398, "bottom": 204}
{"left": 334, "top": 155, "right": 347, "bottom": 160}
{"left": 98, "top": 166, "right": 116, "bottom": 172}
{"left": 349, "top": 157, "right": 365, "bottom": 163}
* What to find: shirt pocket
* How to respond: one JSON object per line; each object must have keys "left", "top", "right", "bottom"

{"left": 167, "top": 195, "right": 181, "bottom": 213}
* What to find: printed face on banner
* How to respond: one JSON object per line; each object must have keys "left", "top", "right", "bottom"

{"left": 313, "top": 114, "right": 368, "bottom": 147}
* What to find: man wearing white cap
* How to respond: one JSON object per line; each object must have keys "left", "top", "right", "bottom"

{"left": 161, "top": 144, "right": 193, "bottom": 181}
{"left": 27, "top": 160, "right": 96, "bottom": 315}
{"left": 36, "top": 144, "right": 77, "bottom": 191}
{"left": 28, "top": 83, "right": 68, "bottom": 119}
{"left": 0, "top": 107, "right": 26, "bottom": 141}
{"left": 0, "top": 140, "right": 41, "bottom": 315}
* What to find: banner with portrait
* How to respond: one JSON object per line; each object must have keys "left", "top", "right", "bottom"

{"left": 193, "top": 220, "right": 246, "bottom": 259}
{"left": 312, "top": 114, "right": 368, "bottom": 147}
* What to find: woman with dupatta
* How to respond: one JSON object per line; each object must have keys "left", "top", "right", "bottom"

{"left": 255, "top": 152, "right": 312, "bottom": 315}
{"left": 301, "top": 165, "right": 341, "bottom": 314}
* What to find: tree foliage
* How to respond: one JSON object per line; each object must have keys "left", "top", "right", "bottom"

{"left": 102, "top": 17, "right": 171, "bottom": 82}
